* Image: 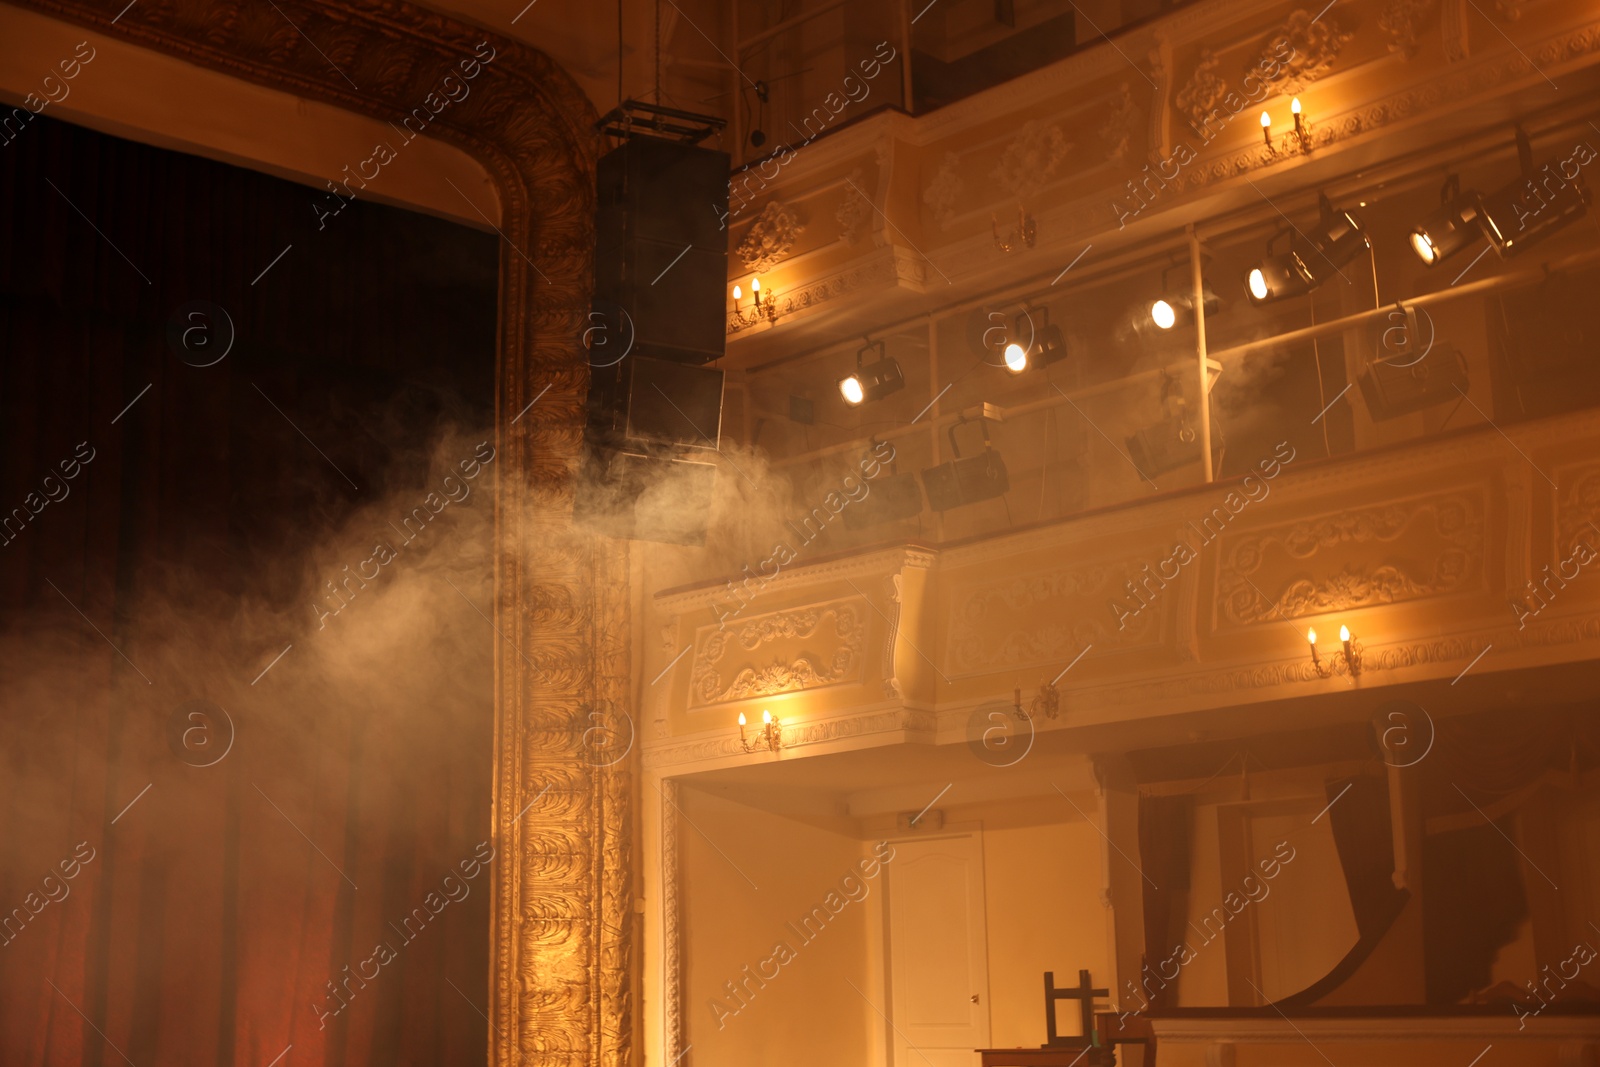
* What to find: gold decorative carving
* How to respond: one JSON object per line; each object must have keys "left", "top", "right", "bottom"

{"left": 1100, "top": 82, "right": 1141, "bottom": 163}
{"left": 989, "top": 118, "right": 1071, "bottom": 203}
{"left": 1556, "top": 464, "right": 1600, "bottom": 554}
{"left": 689, "top": 601, "right": 865, "bottom": 706}
{"left": 836, "top": 168, "right": 869, "bottom": 245}
{"left": 661, "top": 778, "right": 684, "bottom": 1067}
{"left": 1176, "top": 48, "right": 1228, "bottom": 135}
{"left": 736, "top": 200, "right": 806, "bottom": 272}
{"left": 12, "top": 2, "right": 630, "bottom": 1064}
{"left": 924, "top": 151, "right": 965, "bottom": 230}
{"left": 1218, "top": 496, "right": 1484, "bottom": 624}
{"left": 1257, "top": 8, "right": 1353, "bottom": 91}
{"left": 1379, "top": 0, "right": 1437, "bottom": 58}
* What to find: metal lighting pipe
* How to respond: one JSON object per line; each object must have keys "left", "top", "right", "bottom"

{"left": 770, "top": 243, "right": 1600, "bottom": 470}
{"left": 1188, "top": 223, "right": 1214, "bottom": 482}
{"left": 1205, "top": 244, "right": 1600, "bottom": 364}
{"left": 771, "top": 357, "right": 1203, "bottom": 470}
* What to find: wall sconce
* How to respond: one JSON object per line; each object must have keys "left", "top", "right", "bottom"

{"left": 1263, "top": 97, "right": 1314, "bottom": 156}
{"left": 737, "top": 709, "right": 782, "bottom": 752}
{"left": 1308, "top": 625, "right": 1362, "bottom": 677}
{"left": 1012, "top": 682, "right": 1061, "bottom": 721}
{"left": 729, "top": 276, "right": 781, "bottom": 330}
{"left": 992, "top": 204, "right": 1036, "bottom": 253}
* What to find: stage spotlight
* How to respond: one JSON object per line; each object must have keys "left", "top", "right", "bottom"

{"left": 1036, "top": 322, "right": 1068, "bottom": 366}
{"left": 1244, "top": 195, "right": 1369, "bottom": 304}
{"left": 1410, "top": 175, "right": 1484, "bottom": 267}
{"left": 1477, "top": 128, "right": 1592, "bottom": 258}
{"left": 921, "top": 417, "right": 1010, "bottom": 511}
{"left": 1143, "top": 263, "right": 1220, "bottom": 332}
{"left": 1001, "top": 308, "right": 1068, "bottom": 373}
{"left": 1143, "top": 290, "right": 1218, "bottom": 332}
{"left": 838, "top": 340, "right": 904, "bottom": 406}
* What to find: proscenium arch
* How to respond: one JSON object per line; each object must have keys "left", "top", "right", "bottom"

{"left": 4, "top": 1, "right": 633, "bottom": 1064}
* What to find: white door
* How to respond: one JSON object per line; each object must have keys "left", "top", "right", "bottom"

{"left": 885, "top": 834, "right": 990, "bottom": 1067}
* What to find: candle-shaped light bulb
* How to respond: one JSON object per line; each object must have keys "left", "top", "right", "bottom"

{"left": 1307, "top": 627, "right": 1320, "bottom": 666}
{"left": 1307, "top": 628, "right": 1317, "bottom": 645}
{"left": 738, "top": 712, "right": 747, "bottom": 726}
{"left": 732, "top": 285, "right": 742, "bottom": 304}
{"left": 762, "top": 709, "right": 772, "bottom": 724}
{"left": 1291, "top": 97, "right": 1304, "bottom": 135}
{"left": 751, "top": 277, "right": 760, "bottom": 292}
{"left": 1339, "top": 625, "right": 1350, "bottom": 642}
{"left": 1291, "top": 97, "right": 1302, "bottom": 115}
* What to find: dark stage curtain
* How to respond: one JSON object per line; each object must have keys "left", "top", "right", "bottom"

{"left": 0, "top": 115, "right": 499, "bottom": 1067}
{"left": 1137, "top": 792, "right": 1192, "bottom": 1010}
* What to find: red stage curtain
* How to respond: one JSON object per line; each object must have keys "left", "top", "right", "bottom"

{"left": 0, "top": 114, "right": 499, "bottom": 1067}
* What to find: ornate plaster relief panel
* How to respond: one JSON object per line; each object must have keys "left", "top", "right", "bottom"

{"left": 687, "top": 598, "right": 867, "bottom": 708}
{"left": 1213, "top": 488, "right": 1489, "bottom": 628}
{"left": 644, "top": 408, "right": 1600, "bottom": 773}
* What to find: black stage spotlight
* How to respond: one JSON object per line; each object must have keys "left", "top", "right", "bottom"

{"left": 1478, "top": 127, "right": 1592, "bottom": 258}
{"left": 1002, "top": 308, "right": 1069, "bottom": 375}
{"left": 1146, "top": 289, "right": 1220, "bottom": 331}
{"left": 1246, "top": 195, "right": 1370, "bottom": 304}
{"left": 921, "top": 418, "right": 1010, "bottom": 511}
{"left": 1144, "top": 263, "right": 1220, "bottom": 331}
{"left": 839, "top": 340, "right": 905, "bottom": 406}
{"left": 1410, "top": 174, "right": 1485, "bottom": 267}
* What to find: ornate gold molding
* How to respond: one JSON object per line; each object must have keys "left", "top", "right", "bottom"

{"left": 9, "top": 1, "right": 630, "bottom": 1063}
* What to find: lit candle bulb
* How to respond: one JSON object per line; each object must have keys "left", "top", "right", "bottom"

{"left": 738, "top": 711, "right": 747, "bottom": 725}
{"left": 1261, "top": 110, "right": 1272, "bottom": 146}
{"left": 761, "top": 709, "right": 772, "bottom": 725}
{"left": 1340, "top": 625, "right": 1353, "bottom": 663}
{"left": 732, "top": 284, "right": 742, "bottom": 304}
{"left": 1291, "top": 96, "right": 1303, "bottom": 134}
{"left": 1307, "top": 627, "right": 1320, "bottom": 665}
{"left": 750, "top": 276, "right": 761, "bottom": 307}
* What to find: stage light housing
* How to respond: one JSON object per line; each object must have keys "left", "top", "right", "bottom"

{"left": 1144, "top": 291, "right": 1218, "bottom": 332}
{"left": 999, "top": 308, "right": 1068, "bottom": 374}
{"left": 1410, "top": 174, "right": 1483, "bottom": 267}
{"left": 1244, "top": 196, "right": 1369, "bottom": 305}
{"left": 1478, "top": 167, "right": 1591, "bottom": 259}
{"left": 838, "top": 341, "right": 904, "bottom": 406}
{"left": 1036, "top": 323, "right": 1068, "bottom": 367}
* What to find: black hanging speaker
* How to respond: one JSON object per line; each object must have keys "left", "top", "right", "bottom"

{"left": 921, "top": 420, "right": 1010, "bottom": 512}
{"left": 593, "top": 135, "right": 730, "bottom": 366}
{"left": 1358, "top": 343, "right": 1469, "bottom": 421}
{"left": 588, "top": 355, "right": 724, "bottom": 451}
{"left": 578, "top": 107, "right": 730, "bottom": 546}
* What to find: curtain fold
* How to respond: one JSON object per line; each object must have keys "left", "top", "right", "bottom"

{"left": 1137, "top": 792, "right": 1193, "bottom": 1011}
